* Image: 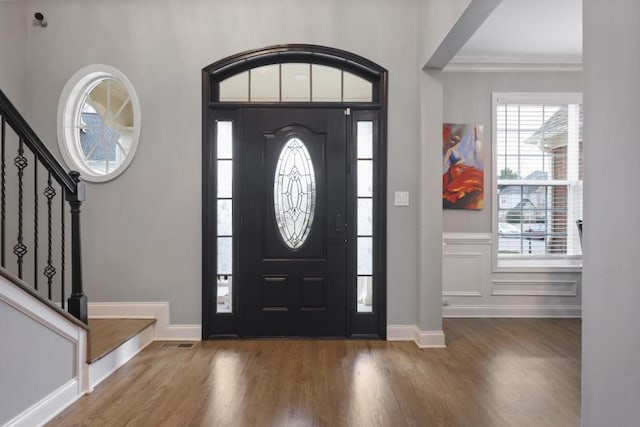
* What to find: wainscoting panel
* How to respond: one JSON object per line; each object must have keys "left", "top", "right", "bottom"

{"left": 491, "top": 280, "right": 577, "bottom": 296}
{"left": 442, "top": 233, "right": 582, "bottom": 318}
{"left": 443, "top": 253, "right": 482, "bottom": 297}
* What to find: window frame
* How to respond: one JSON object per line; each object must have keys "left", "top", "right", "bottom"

{"left": 57, "top": 64, "right": 142, "bottom": 183}
{"left": 492, "top": 92, "right": 583, "bottom": 272}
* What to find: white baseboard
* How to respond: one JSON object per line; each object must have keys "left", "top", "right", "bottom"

{"left": 88, "top": 324, "right": 154, "bottom": 391}
{"left": 414, "top": 330, "right": 446, "bottom": 348}
{"left": 5, "top": 379, "right": 82, "bottom": 427}
{"left": 387, "top": 325, "right": 446, "bottom": 349}
{"left": 88, "top": 302, "right": 201, "bottom": 341}
{"left": 443, "top": 304, "right": 582, "bottom": 318}
{"left": 387, "top": 325, "right": 417, "bottom": 341}
{"left": 161, "top": 324, "right": 202, "bottom": 341}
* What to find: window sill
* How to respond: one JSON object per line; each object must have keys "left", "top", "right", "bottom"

{"left": 495, "top": 256, "right": 583, "bottom": 273}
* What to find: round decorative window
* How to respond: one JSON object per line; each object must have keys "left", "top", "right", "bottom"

{"left": 57, "top": 65, "right": 141, "bottom": 182}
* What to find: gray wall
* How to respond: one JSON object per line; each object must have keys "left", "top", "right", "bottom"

{"left": 25, "top": 0, "right": 426, "bottom": 325}
{"left": 414, "top": 0, "right": 475, "bottom": 332}
{"left": 582, "top": 0, "right": 640, "bottom": 424}
{"left": 418, "top": 71, "right": 444, "bottom": 330}
{"left": 440, "top": 71, "right": 583, "bottom": 233}
{"left": 0, "top": 300, "right": 75, "bottom": 424}
{"left": 0, "top": 0, "right": 28, "bottom": 113}
{"left": 419, "top": 0, "right": 471, "bottom": 66}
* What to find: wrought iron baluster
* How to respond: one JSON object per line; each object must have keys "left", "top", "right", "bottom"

{"left": 44, "top": 173, "right": 57, "bottom": 300}
{"left": 1, "top": 116, "right": 4, "bottom": 267}
{"left": 13, "top": 138, "right": 28, "bottom": 278}
{"left": 1, "top": 90, "right": 86, "bottom": 322}
{"left": 34, "top": 161, "right": 39, "bottom": 291}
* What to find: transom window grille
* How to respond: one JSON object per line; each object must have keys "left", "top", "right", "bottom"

{"left": 273, "top": 138, "right": 316, "bottom": 250}
{"left": 219, "top": 64, "right": 373, "bottom": 103}
{"left": 494, "top": 93, "right": 583, "bottom": 268}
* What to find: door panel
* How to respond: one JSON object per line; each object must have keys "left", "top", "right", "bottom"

{"left": 239, "top": 108, "right": 347, "bottom": 336}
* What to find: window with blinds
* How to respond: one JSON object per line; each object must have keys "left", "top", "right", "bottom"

{"left": 494, "top": 93, "right": 583, "bottom": 268}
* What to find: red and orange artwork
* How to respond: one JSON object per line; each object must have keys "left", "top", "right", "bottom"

{"left": 442, "top": 123, "right": 484, "bottom": 210}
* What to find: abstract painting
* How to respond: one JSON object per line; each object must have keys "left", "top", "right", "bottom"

{"left": 442, "top": 123, "right": 484, "bottom": 209}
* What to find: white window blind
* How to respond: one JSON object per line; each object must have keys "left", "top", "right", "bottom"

{"left": 494, "top": 94, "right": 583, "bottom": 267}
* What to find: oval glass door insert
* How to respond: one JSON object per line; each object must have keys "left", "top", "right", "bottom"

{"left": 274, "top": 137, "right": 316, "bottom": 250}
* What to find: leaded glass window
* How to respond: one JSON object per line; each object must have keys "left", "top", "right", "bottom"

{"left": 273, "top": 138, "right": 316, "bottom": 250}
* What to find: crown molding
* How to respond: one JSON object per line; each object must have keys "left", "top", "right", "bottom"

{"left": 444, "top": 55, "right": 583, "bottom": 72}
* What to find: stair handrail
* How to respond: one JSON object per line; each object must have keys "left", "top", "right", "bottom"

{"left": 0, "top": 90, "right": 77, "bottom": 192}
{"left": 0, "top": 88, "right": 87, "bottom": 323}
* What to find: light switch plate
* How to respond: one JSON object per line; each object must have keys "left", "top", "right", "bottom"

{"left": 394, "top": 191, "right": 409, "bottom": 206}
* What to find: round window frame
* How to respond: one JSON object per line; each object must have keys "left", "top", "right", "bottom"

{"left": 57, "top": 64, "right": 142, "bottom": 183}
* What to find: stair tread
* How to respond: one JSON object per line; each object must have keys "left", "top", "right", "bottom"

{"left": 88, "top": 318, "right": 155, "bottom": 363}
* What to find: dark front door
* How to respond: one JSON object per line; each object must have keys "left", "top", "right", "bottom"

{"left": 239, "top": 108, "right": 347, "bottom": 336}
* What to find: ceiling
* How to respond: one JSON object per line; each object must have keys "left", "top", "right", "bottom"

{"left": 453, "top": 0, "right": 582, "bottom": 62}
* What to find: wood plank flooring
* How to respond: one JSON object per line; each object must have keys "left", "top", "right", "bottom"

{"left": 88, "top": 318, "right": 156, "bottom": 363}
{"left": 49, "top": 319, "right": 580, "bottom": 427}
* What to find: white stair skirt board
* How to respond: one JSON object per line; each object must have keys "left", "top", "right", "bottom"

{"left": 5, "top": 379, "right": 81, "bottom": 427}
{"left": 88, "top": 323, "right": 154, "bottom": 391}
{"left": 442, "top": 305, "right": 582, "bottom": 318}
{"left": 1, "top": 275, "right": 88, "bottom": 426}
{"left": 387, "top": 325, "right": 446, "bottom": 349}
{"left": 87, "top": 302, "right": 201, "bottom": 341}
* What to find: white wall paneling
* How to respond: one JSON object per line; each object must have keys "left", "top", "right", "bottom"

{"left": 442, "top": 233, "right": 491, "bottom": 302}
{"left": 443, "top": 253, "right": 482, "bottom": 296}
{"left": 443, "top": 304, "right": 581, "bottom": 318}
{"left": 442, "top": 232, "right": 581, "bottom": 317}
{"left": 491, "top": 279, "right": 577, "bottom": 296}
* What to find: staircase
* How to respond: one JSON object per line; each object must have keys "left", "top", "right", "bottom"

{"left": 0, "top": 90, "right": 155, "bottom": 426}
{"left": 0, "top": 277, "right": 156, "bottom": 426}
{"left": 86, "top": 318, "right": 156, "bottom": 391}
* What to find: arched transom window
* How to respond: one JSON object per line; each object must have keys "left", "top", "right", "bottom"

{"left": 218, "top": 63, "right": 373, "bottom": 103}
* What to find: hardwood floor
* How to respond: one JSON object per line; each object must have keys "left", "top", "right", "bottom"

{"left": 87, "top": 318, "right": 156, "bottom": 363}
{"left": 48, "top": 319, "right": 580, "bottom": 427}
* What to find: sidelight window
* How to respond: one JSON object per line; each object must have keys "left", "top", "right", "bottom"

{"left": 356, "top": 121, "right": 373, "bottom": 312}
{"left": 216, "top": 121, "right": 233, "bottom": 313}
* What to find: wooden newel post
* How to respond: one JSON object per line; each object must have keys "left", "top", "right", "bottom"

{"left": 66, "top": 171, "right": 87, "bottom": 323}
